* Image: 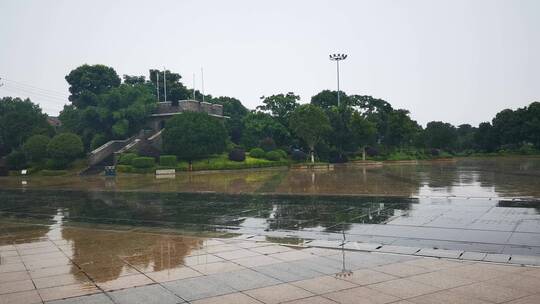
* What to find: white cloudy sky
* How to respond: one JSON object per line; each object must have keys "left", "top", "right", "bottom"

{"left": 1, "top": 0, "right": 538, "bottom": 126}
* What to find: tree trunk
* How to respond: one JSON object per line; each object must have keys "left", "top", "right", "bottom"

{"left": 310, "top": 146, "right": 315, "bottom": 163}
{"left": 188, "top": 160, "right": 193, "bottom": 172}
{"left": 362, "top": 146, "right": 366, "bottom": 161}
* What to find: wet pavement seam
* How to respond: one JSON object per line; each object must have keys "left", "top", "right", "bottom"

{"left": 117, "top": 261, "right": 190, "bottom": 304}
{"left": 12, "top": 240, "right": 45, "bottom": 304}
{"left": 44, "top": 236, "right": 116, "bottom": 304}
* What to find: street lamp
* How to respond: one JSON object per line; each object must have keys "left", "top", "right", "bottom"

{"left": 329, "top": 53, "right": 348, "bottom": 106}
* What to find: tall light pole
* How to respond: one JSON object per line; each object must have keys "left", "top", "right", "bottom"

{"left": 329, "top": 53, "right": 348, "bottom": 106}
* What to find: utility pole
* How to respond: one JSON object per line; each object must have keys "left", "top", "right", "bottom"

{"left": 329, "top": 53, "right": 348, "bottom": 106}
{"left": 163, "top": 68, "right": 167, "bottom": 102}
{"left": 201, "top": 67, "right": 205, "bottom": 103}
{"left": 156, "top": 72, "right": 160, "bottom": 102}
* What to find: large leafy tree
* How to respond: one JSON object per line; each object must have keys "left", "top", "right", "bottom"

{"left": 523, "top": 102, "right": 540, "bottom": 148}
{"left": 475, "top": 122, "right": 498, "bottom": 152}
{"left": 65, "top": 64, "right": 121, "bottom": 108}
{"left": 22, "top": 135, "right": 50, "bottom": 163}
{"left": 257, "top": 93, "right": 300, "bottom": 125}
{"left": 0, "top": 97, "right": 52, "bottom": 156}
{"left": 149, "top": 69, "right": 192, "bottom": 103}
{"left": 289, "top": 104, "right": 331, "bottom": 163}
{"left": 211, "top": 96, "right": 248, "bottom": 144}
{"left": 311, "top": 90, "right": 350, "bottom": 109}
{"left": 384, "top": 109, "right": 421, "bottom": 148}
{"left": 241, "top": 112, "right": 291, "bottom": 149}
{"left": 456, "top": 124, "right": 477, "bottom": 151}
{"left": 60, "top": 65, "right": 156, "bottom": 150}
{"left": 350, "top": 112, "right": 377, "bottom": 159}
{"left": 162, "top": 112, "right": 227, "bottom": 167}
{"left": 423, "top": 121, "right": 457, "bottom": 150}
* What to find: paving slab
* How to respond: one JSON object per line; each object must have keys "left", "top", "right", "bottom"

{"left": 46, "top": 293, "right": 114, "bottom": 304}
{"left": 460, "top": 251, "right": 487, "bottom": 261}
{"left": 483, "top": 253, "right": 511, "bottom": 263}
{"left": 210, "top": 269, "right": 281, "bottom": 291}
{"left": 375, "top": 245, "right": 421, "bottom": 255}
{"left": 162, "top": 275, "right": 236, "bottom": 301}
{"left": 109, "top": 284, "right": 184, "bottom": 304}
{"left": 415, "top": 248, "right": 463, "bottom": 259}
{"left": 508, "top": 254, "right": 540, "bottom": 266}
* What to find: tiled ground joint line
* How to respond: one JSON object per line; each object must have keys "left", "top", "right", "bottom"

{"left": 12, "top": 240, "right": 45, "bottom": 304}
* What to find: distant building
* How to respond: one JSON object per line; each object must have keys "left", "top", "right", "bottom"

{"left": 148, "top": 100, "right": 227, "bottom": 132}
{"left": 47, "top": 116, "right": 62, "bottom": 128}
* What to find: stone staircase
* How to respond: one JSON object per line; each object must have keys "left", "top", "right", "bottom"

{"left": 79, "top": 129, "right": 162, "bottom": 175}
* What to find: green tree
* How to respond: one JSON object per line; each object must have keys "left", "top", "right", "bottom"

{"left": 65, "top": 64, "right": 121, "bottom": 108}
{"left": 59, "top": 81, "right": 156, "bottom": 149}
{"left": 47, "top": 133, "right": 84, "bottom": 168}
{"left": 289, "top": 104, "right": 331, "bottom": 163}
{"left": 241, "top": 112, "right": 291, "bottom": 149}
{"left": 351, "top": 112, "right": 377, "bottom": 160}
{"left": 162, "top": 112, "right": 227, "bottom": 168}
{"left": 492, "top": 108, "right": 524, "bottom": 147}
{"left": 423, "top": 121, "right": 457, "bottom": 150}
{"left": 22, "top": 135, "right": 50, "bottom": 163}
{"left": 456, "top": 124, "right": 477, "bottom": 151}
{"left": 311, "top": 90, "right": 350, "bottom": 109}
{"left": 211, "top": 96, "right": 248, "bottom": 144}
{"left": 475, "top": 122, "right": 498, "bottom": 152}
{"left": 523, "top": 102, "right": 540, "bottom": 148}
{"left": 257, "top": 92, "right": 300, "bottom": 125}
{"left": 0, "top": 97, "right": 52, "bottom": 156}
{"left": 385, "top": 109, "right": 421, "bottom": 148}
{"left": 149, "top": 69, "right": 192, "bottom": 103}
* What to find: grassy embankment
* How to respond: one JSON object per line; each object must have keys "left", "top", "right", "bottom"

{"left": 7, "top": 159, "right": 88, "bottom": 176}
{"left": 116, "top": 153, "right": 290, "bottom": 174}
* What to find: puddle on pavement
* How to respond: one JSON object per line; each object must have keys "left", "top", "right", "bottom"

{"left": 1, "top": 157, "right": 540, "bottom": 287}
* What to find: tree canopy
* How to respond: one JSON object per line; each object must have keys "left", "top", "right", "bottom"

{"left": 162, "top": 112, "right": 227, "bottom": 161}
{"left": 65, "top": 64, "right": 121, "bottom": 108}
{"left": 0, "top": 97, "right": 52, "bottom": 156}
{"left": 289, "top": 104, "right": 330, "bottom": 162}
{"left": 257, "top": 92, "right": 300, "bottom": 125}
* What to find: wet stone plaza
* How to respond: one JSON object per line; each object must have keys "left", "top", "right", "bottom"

{"left": 1, "top": 158, "right": 540, "bottom": 303}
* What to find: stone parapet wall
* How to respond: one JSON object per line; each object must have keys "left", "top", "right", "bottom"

{"left": 154, "top": 100, "right": 223, "bottom": 116}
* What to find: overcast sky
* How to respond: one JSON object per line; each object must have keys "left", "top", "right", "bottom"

{"left": 1, "top": 0, "right": 538, "bottom": 126}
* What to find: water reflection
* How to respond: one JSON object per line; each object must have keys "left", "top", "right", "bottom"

{"left": 62, "top": 228, "right": 203, "bottom": 282}
{"left": 0, "top": 190, "right": 414, "bottom": 235}
{"left": 1, "top": 158, "right": 539, "bottom": 198}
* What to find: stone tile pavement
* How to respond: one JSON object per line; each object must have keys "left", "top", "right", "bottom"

{"left": 2, "top": 235, "right": 540, "bottom": 304}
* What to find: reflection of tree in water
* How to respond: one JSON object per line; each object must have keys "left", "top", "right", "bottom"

{"left": 0, "top": 189, "right": 415, "bottom": 239}
{"left": 280, "top": 166, "right": 422, "bottom": 196}
{"left": 262, "top": 195, "right": 414, "bottom": 233}
{"left": 62, "top": 228, "right": 203, "bottom": 282}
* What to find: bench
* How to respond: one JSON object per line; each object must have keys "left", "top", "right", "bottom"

{"left": 155, "top": 169, "right": 176, "bottom": 175}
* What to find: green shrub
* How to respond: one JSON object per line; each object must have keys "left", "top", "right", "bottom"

{"left": 47, "top": 133, "right": 84, "bottom": 162}
{"left": 40, "top": 170, "right": 68, "bottom": 176}
{"left": 159, "top": 155, "right": 177, "bottom": 167}
{"left": 22, "top": 135, "right": 49, "bottom": 162}
{"left": 228, "top": 149, "right": 246, "bottom": 162}
{"left": 46, "top": 158, "right": 70, "bottom": 170}
{"left": 6, "top": 150, "right": 27, "bottom": 170}
{"left": 249, "top": 148, "right": 265, "bottom": 158}
{"left": 265, "top": 150, "right": 281, "bottom": 161}
{"left": 275, "top": 149, "right": 287, "bottom": 159}
{"left": 259, "top": 137, "right": 276, "bottom": 152}
{"left": 116, "top": 164, "right": 133, "bottom": 173}
{"left": 118, "top": 153, "right": 138, "bottom": 165}
{"left": 132, "top": 157, "right": 155, "bottom": 168}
